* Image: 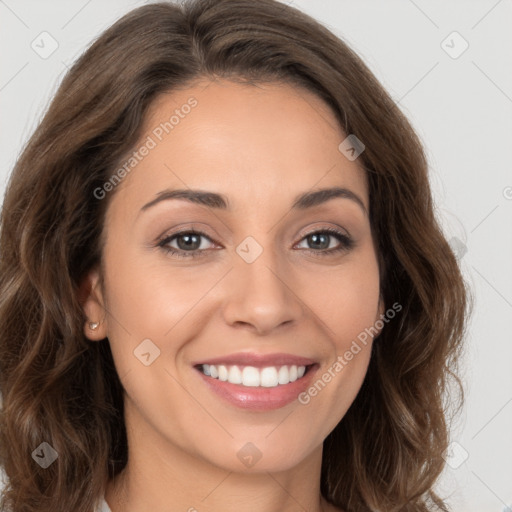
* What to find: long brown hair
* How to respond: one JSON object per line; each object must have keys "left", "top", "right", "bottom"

{"left": 0, "top": 1, "right": 470, "bottom": 510}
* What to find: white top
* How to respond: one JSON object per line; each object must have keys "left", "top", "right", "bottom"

{"left": 96, "top": 496, "right": 112, "bottom": 512}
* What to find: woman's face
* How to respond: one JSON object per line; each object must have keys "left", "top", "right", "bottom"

{"left": 83, "top": 79, "right": 383, "bottom": 473}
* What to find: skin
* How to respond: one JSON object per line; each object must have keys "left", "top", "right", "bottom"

{"left": 81, "top": 79, "right": 384, "bottom": 512}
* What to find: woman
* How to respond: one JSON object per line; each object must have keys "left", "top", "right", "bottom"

{"left": 0, "top": 1, "right": 469, "bottom": 511}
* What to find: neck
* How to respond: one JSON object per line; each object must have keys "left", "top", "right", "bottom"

{"left": 106, "top": 466, "right": 330, "bottom": 512}
{"left": 104, "top": 403, "right": 332, "bottom": 512}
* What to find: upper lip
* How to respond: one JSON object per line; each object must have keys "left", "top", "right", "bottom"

{"left": 193, "top": 352, "right": 316, "bottom": 368}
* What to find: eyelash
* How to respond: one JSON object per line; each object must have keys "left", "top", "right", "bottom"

{"left": 156, "top": 227, "right": 354, "bottom": 259}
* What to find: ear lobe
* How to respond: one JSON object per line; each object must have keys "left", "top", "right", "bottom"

{"left": 374, "top": 295, "right": 386, "bottom": 339}
{"left": 79, "top": 266, "right": 108, "bottom": 341}
{"left": 378, "top": 296, "right": 385, "bottom": 319}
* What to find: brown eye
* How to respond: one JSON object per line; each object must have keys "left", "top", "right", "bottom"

{"left": 305, "top": 232, "right": 331, "bottom": 250}
{"left": 295, "top": 228, "right": 354, "bottom": 255}
{"left": 174, "top": 233, "right": 203, "bottom": 251}
{"left": 158, "top": 230, "right": 216, "bottom": 259}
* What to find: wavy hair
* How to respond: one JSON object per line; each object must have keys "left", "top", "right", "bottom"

{"left": 0, "top": 1, "right": 470, "bottom": 510}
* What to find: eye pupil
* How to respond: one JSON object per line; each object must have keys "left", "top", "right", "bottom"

{"left": 308, "top": 233, "right": 329, "bottom": 250}
{"left": 177, "top": 234, "right": 201, "bottom": 250}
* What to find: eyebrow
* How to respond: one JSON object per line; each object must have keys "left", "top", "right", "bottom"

{"left": 140, "top": 186, "right": 368, "bottom": 216}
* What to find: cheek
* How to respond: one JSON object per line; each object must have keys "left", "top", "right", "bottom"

{"left": 103, "top": 235, "right": 381, "bottom": 365}
{"left": 103, "top": 244, "right": 217, "bottom": 336}
{"left": 305, "top": 253, "right": 381, "bottom": 348}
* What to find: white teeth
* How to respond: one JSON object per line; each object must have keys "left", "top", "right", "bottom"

{"left": 242, "top": 366, "right": 260, "bottom": 387}
{"left": 218, "top": 365, "right": 228, "bottom": 381}
{"left": 200, "top": 364, "right": 308, "bottom": 387}
{"left": 278, "top": 365, "right": 289, "bottom": 385}
{"left": 228, "top": 365, "right": 243, "bottom": 384}
{"left": 260, "top": 367, "right": 278, "bottom": 387}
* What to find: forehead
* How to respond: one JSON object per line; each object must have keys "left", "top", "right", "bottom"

{"left": 111, "top": 79, "right": 368, "bottom": 213}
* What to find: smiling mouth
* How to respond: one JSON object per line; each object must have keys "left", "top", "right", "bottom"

{"left": 194, "top": 363, "right": 315, "bottom": 388}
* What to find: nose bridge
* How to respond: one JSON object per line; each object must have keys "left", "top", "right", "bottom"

{"left": 221, "top": 234, "right": 303, "bottom": 334}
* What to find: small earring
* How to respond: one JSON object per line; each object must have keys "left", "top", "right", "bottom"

{"left": 89, "top": 321, "right": 99, "bottom": 330}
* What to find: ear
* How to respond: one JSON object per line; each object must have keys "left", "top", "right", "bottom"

{"left": 373, "top": 295, "right": 386, "bottom": 339}
{"left": 78, "top": 266, "right": 108, "bottom": 341}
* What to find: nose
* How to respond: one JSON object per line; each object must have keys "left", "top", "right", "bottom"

{"left": 221, "top": 245, "right": 305, "bottom": 336}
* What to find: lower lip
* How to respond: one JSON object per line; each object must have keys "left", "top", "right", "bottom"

{"left": 194, "top": 365, "right": 319, "bottom": 411}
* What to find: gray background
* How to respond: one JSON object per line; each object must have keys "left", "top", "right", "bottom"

{"left": 1, "top": 1, "right": 511, "bottom": 510}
